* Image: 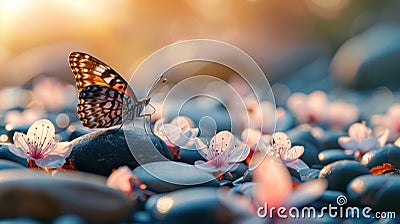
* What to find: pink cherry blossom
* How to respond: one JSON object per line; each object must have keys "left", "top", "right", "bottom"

{"left": 287, "top": 91, "right": 328, "bottom": 124}
{"left": 8, "top": 119, "right": 72, "bottom": 168}
{"left": 338, "top": 121, "right": 389, "bottom": 153}
{"left": 154, "top": 116, "right": 199, "bottom": 148}
{"left": 371, "top": 104, "right": 400, "bottom": 142}
{"left": 194, "top": 131, "right": 250, "bottom": 174}
{"left": 257, "top": 132, "right": 309, "bottom": 171}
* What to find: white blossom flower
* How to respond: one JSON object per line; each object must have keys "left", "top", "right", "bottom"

{"left": 194, "top": 131, "right": 250, "bottom": 174}
{"left": 339, "top": 121, "right": 389, "bottom": 153}
{"left": 8, "top": 119, "right": 72, "bottom": 168}
{"left": 154, "top": 116, "right": 199, "bottom": 148}
{"left": 371, "top": 104, "right": 400, "bottom": 142}
{"left": 154, "top": 116, "right": 199, "bottom": 160}
{"left": 106, "top": 166, "right": 143, "bottom": 194}
{"left": 257, "top": 132, "right": 309, "bottom": 171}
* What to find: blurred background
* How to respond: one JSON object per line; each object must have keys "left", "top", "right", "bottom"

{"left": 1, "top": 0, "right": 400, "bottom": 141}
{"left": 1, "top": 0, "right": 399, "bottom": 85}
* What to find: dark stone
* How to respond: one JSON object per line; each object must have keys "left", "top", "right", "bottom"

{"left": 68, "top": 126, "right": 172, "bottom": 176}
{"left": 287, "top": 166, "right": 301, "bottom": 180}
{"left": 318, "top": 149, "right": 355, "bottom": 166}
{"left": 0, "top": 159, "right": 26, "bottom": 170}
{"left": 319, "top": 190, "right": 343, "bottom": 204}
{"left": 319, "top": 160, "right": 370, "bottom": 192}
{"left": 178, "top": 147, "right": 203, "bottom": 165}
{"left": 287, "top": 128, "right": 322, "bottom": 166}
{"left": 132, "top": 161, "right": 219, "bottom": 193}
{"left": 221, "top": 163, "right": 248, "bottom": 182}
{"left": 361, "top": 144, "right": 400, "bottom": 169}
{"left": 331, "top": 23, "right": 400, "bottom": 89}
{"left": 299, "top": 168, "right": 320, "bottom": 182}
{"left": 347, "top": 175, "right": 400, "bottom": 213}
{"left": 316, "top": 130, "right": 346, "bottom": 150}
{"left": 0, "top": 144, "right": 28, "bottom": 167}
{"left": 0, "top": 169, "right": 134, "bottom": 222}
{"left": 229, "top": 182, "right": 254, "bottom": 199}
{"left": 145, "top": 187, "right": 240, "bottom": 224}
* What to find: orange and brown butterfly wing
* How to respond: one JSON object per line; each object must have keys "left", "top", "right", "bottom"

{"left": 77, "top": 85, "right": 134, "bottom": 128}
{"left": 68, "top": 51, "right": 138, "bottom": 102}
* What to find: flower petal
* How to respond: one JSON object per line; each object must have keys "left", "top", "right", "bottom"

{"left": 284, "top": 159, "right": 309, "bottom": 171}
{"left": 194, "top": 137, "right": 210, "bottom": 160}
{"left": 162, "top": 124, "right": 198, "bottom": 147}
{"left": 376, "top": 128, "right": 389, "bottom": 147}
{"left": 48, "top": 141, "right": 73, "bottom": 158}
{"left": 227, "top": 140, "right": 250, "bottom": 164}
{"left": 338, "top": 137, "right": 358, "bottom": 151}
{"left": 271, "top": 132, "right": 291, "bottom": 154}
{"left": 280, "top": 146, "right": 304, "bottom": 162}
{"left": 194, "top": 160, "right": 220, "bottom": 173}
{"left": 348, "top": 122, "right": 371, "bottom": 142}
{"left": 27, "top": 119, "right": 56, "bottom": 150}
{"left": 358, "top": 136, "right": 379, "bottom": 152}
{"left": 153, "top": 118, "right": 164, "bottom": 134}
{"left": 35, "top": 155, "right": 65, "bottom": 168}
{"left": 8, "top": 144, "right": 28, "bottom": 159}
{"left": 170, "top": 116, "right": 195, "bottom": 132}
{"left": 12, "top": 132, "right": 30, "bottom": 153}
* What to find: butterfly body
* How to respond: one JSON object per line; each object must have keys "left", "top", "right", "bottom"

{"left": 69, "top": 52, "right": 165, "bottom": 129}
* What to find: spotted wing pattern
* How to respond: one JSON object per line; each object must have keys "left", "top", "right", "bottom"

{"left": 77, "top": 85, "right": 134, "bottom": 128}
{"left": 68, "top": 51, "right": 137, "bottom": 101}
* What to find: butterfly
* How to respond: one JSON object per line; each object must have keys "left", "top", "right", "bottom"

{"left": 68, "top": 51, "right": 166, "bottom": 130}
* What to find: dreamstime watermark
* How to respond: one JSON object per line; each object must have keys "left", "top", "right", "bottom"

{"left": 257, "top": 195, "right": 396, "bottom": 220}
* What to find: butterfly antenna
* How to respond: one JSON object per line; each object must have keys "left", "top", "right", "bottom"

{"left": 147, "top": 75, "right": 167, "bottom": 97}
